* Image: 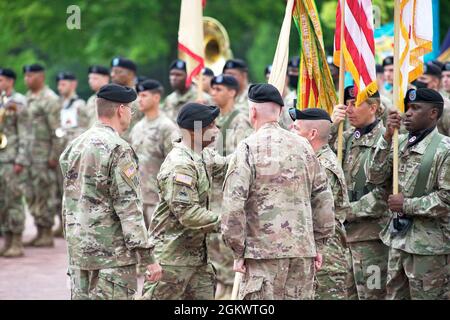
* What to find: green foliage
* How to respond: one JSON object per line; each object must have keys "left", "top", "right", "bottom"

{"left": 0, "top": 0, "right": 447, "bottom": 99}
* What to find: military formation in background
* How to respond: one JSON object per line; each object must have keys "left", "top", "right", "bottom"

{"left": 0, "top": 55, "right": 449, "bottom": 300}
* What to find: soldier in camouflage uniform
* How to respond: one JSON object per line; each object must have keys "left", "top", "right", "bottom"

{"left": 130, "top": 79, "right": 179, "bottom": 226}
{"left": 207, "top": 74, "right": 252, "bottom": 299}
{"left": 0, "top": 68, "right": 29, "bottom": 257}
{"left": 290, "top": 108, "right": 352, "bottom": 300}
{"left": 163, "top": 59, "right": 211, "bottom": 122}
{"left": 222, "top": 84, "right": 335, "bottom": 300}
{"left": 54, "top": 71, "right": 87, "bottom": 237}
{"left": 441, "top": 62, "right": 450, "bottom": 100}
{"left": 331, "top": 86, "right": 390, "bottom": 300}
{"left": 141, "top": 103, "right": 228, "bottom": 300}
{"left": 79, "top": 65, "right": 110, "bottom": 129}
{"left": 223, "top": 59, "right": 251, "bottom": 114}
{"left": 59, "top": 84, "right": 161, "bottom": 300}
{"left": 381, "top": 56, "right": 394, "bottom": 103}
{"left": 23, "top": 64, "right": 61, "bottom": 247}
{"left": 366, "top": 88, "right": 450, "bottom": 300}
{"left": 110, "top": 57, "right": 143, "bottom": 142}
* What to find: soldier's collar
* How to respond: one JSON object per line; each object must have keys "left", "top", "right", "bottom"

{"left": 353, "top": 119, "right": 379, "bottom": 139}
{"left": 259, "top": 121, "right": 280, "bottom": 131}
{"left": 316, "top": 144, "right": 331, "bottom": 157}
{"left": 406, "top": 125, "right": 436, "bottom": 149}
{"left": 95, "top": 122, "right": 117, "bottom": 133}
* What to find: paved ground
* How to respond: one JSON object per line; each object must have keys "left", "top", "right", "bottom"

{"left": 0, "top": 211, "right": 146, "bottom": 300}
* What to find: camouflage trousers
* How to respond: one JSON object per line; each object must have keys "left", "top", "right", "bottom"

{"left": 28, "top": 164, "right": 58, "bottom": 228}
{"left": 239, "top": 257, "right": 315, "bottom": 300}
{"left": 0, "top": 163, "right": 26, "bottom": 234}
{"left": 68, "top": 264, "right": 137, "bottom": 300}
{"left": 347, "top": 240, "right": 389, "bottom": 300}
{"left": 314, "top": 229, "right": 350, "bottom": 300}
{"left": 386, "top": 248, "right": 450, "bottom": 300}
{"left": 207, "top": 232, "right": 235, "bottom": 299}
{"left": 141, "top": 263, "right": 216, "bottom": 300}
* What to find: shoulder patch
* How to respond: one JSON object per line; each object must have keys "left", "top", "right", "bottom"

{"left": 174, "top": 173, "right": 193, "bottom": 186}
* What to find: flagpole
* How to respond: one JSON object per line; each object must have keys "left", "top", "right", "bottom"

{"left": 392, "top": 0, "right": 400, "bottom": 195}
{"left": 337, "top": 0, "right": 345, "bottom": 165}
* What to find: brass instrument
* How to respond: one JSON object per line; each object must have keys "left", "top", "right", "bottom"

{"left": 179, "top": 17, "right": 233, "bottom": 76}
{"left": 0, "top": 91, "right": 8, "bottom": 149}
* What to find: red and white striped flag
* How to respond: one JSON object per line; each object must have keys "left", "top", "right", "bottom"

{"left": 334, "top": 0, "right": 377, "bottom": 106}
{"left": 178, "top": 0, "right": 205, "bottom": 88}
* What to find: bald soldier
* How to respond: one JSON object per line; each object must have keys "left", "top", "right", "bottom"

{"left": 163, "top": 59, "right": 211, "bottom": 122}
{"left": 130, "top": 80, "right": 179, "bottom": 226}
{"left": 222, "top": 84, "right": 335, "bottom": 300}
{"left": 207, "top": 74, "right": 252, "bottom": 299}
{"left": 289, "top": 108, "right": 352, "bottom": 300}
{"left": 60, "top": 84, "right": 161, "bottom": 300}
{"left": 110, "top": 57, "right": 143, "bottom": 141}
{"left": 141, "top": 103, "right": 228, "bottom": 300}
{"left": 79, "top": 65, "right": 110, "bottom": 128}
{"left": 366, "top": 88, "right": 450, "bottom": 299}
{"left": 23, "top": 63, "right": 61, "bottom": 247}
{"left": 0, "top": 68, "right": 29, "bottom": 257}
{"left": 223, "top": 59, "right": 251, "bottom": 114}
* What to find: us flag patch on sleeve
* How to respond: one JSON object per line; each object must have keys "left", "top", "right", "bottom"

{"left": 122, "top": 163, "right": 136, "bottom": 178}
{"left": 174, "top": 173, "right": 193, "bottom": 187}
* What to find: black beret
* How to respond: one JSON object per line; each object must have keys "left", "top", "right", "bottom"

{"left": 202, "top": 67, "right": 214, "bottom": 77}
{"left": 176, "top": 103, "right": 220, "bottom": 130}
{"left": 56, "top": 71, "right": 76, "bottom": 82}
{"left": 136, "top": 79, "right": 163, "bottom": 93}
{"left": 430, "top": 60, "right": 444, "bottom": 70}
{"left": 344, "top": 85, "right": 356, "bottom": 102}
{"left": 223, "top": 59, "right": 248, "bottom": 72}
{"left": 111, "top": 57, "right": 137, "bottom": 72}
{"left": 169, "top": 59, "right": 187, "bottom": 72}
{"left": 248, "top": 83, "right": 284, "bottom": 107}
{"left": 0, "top": 68, "right": 16, "bottom": 80}
{"left": 382, "top": 56, "right": 394, "bottom": 67}
{"left": 97, "top": 83, "right": 137, "bottom": 103}
{"left": 289, "top": 107, "right": 332, "bottom": 122}
{"left": 88, "top": 65, "right": 110, "bottom": 76}
{"left": 23, "top": 63, "right": 45, "bottom": 73}
{"left": 443, "top": 61, "right": 450, "bottom": 72}
{"left": 288, "top": 56, "right": 300, "bottom": 68}
{"left": 423, "top": 62, "right": 442, "bottom": 77}
{"left": 404, "top": 88, "right": 443, "bottom": 106}
{"left": 264, "top": 64, "right": 272, "bottom": 76}
{"left": 210, "top": 74, "right": 239, "bottom": 90}
{"left": 376, "top": 64, "right": 384, "bottom": 73}
{"left": 137, "top": 75, "right": 149, "bottom": 84}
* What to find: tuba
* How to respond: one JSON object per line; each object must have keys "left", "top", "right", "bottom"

{"left": 0, "top": 91, "right": 8, "bottom": 150}
{"left": 203, "top": 17, "right": 233, "bottom": 75}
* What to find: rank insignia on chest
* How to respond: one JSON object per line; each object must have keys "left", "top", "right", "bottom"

{"left": 174, "top": 173, "right": 193, "bottom": 187}
{"left": 399, "top": 164, "right": 407, "bottom": 173}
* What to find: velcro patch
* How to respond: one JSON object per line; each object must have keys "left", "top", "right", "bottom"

{"left": 174, "top": 173, "right": 193, "bottom": 187}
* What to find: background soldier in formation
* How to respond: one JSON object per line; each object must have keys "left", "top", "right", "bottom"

{"left": 200, "top": 67, "right": 214, "bottom": 95}
{"left": 367, "top": 88, "right": 450, "bottom": 300}
{"left": 163, "top": 59, "right": 212, "bottom": 122}
{"left": 0, "top": 68, "right": 29, "bottom": 257}
{"left": 23, "top": 64, "right": 61, "bottom": 248}
{"left": 207, "top": 74, "right": 252, "bottom": 299}
{"left": 142, "top": 103, "right": 227, "bottom": 300}
{"left": 290, "top": 108, "right": 352, "bottom": 300}
{"left": 222, "top": 59, "right": 251, "bottom": 114}
{"left": 222, "top": 84, "right": 335, "bottom": 300}
{"left": 331, "top": 86, "right": 390, "bottom": 299}
{"left": 130, "top": 79, "right": 179, "bottom": 226}
{"left": 60, "top": 84, "right": 161, "bottom": 300}
{"left": 80, "top": 65, "right": 110, "bottom": 128}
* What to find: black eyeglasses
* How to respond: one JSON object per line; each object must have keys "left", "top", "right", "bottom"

{"left": 288, "top": 108, "right": 297, "bottom": 121}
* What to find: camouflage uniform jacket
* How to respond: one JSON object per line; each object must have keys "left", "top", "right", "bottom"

{"left": 366, "top": 128, "right": 450, "bottom": 255}
{"left": 78, "top": 93, "right": 97, "bottom": 129}
{"left": 0, "top": 91, "right": 29, "bottom": 166}
{"left": 130, "top": 114, "right": 179, "bottom": 206}
{"left": 211, "top": 109, "right": 253, "bottom": 156}
{"left": 234, "top": 84, "right": 251, "bottom": 114}
{"left": 163, "top": 86, "right": 211, "bottom": 122}
{"left": 331, "top": 120, "right": 390, "bottom": 243}
{"left": 59, "top": 93, "right": 87, "bottom": 148}
{"left": 279, "top": 89, "right": 296, "bottom": 129}
{"left": 437, "top": 97, "right": 450, "bottom": 137}
{"left": 59, "top": 122, "right": 154, "bottom": 269}
{"left": 121, "top": 100, "right": 144, "bottom": 142}
{"left": 26, "top": 86, "right": 61, "bottom": 163}
{"left": 150, "top": 141, "right": 227, "bottom": 266}
{"left": 221, "top": 122, "right": 335, "bottom": 260}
